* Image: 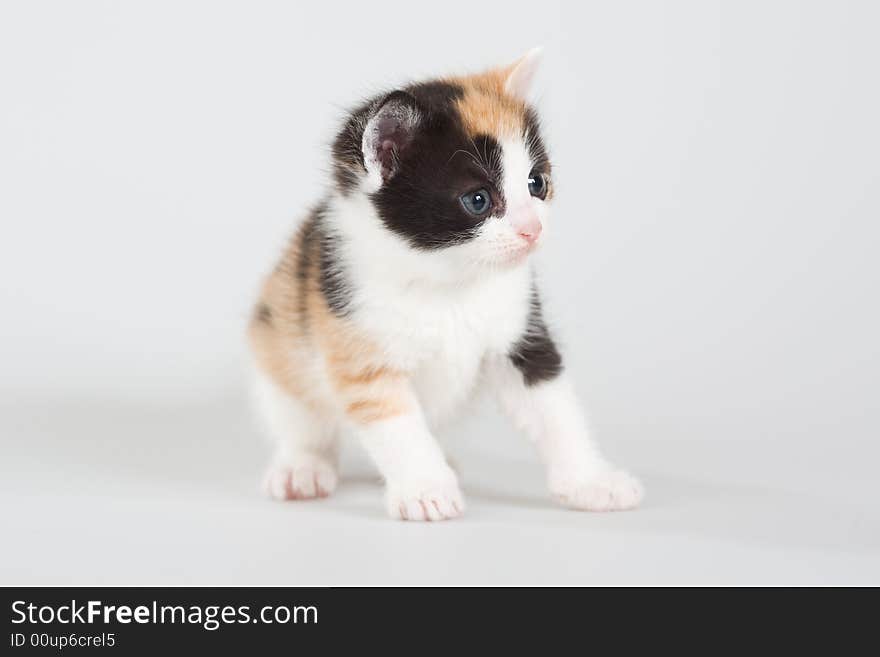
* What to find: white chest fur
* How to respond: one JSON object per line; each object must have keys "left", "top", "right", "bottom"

{"left": 358, "top": 264, "right": 531, "bottom": 423}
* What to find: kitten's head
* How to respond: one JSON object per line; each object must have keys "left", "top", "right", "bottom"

{"left": 333, "top": 49, "right": 552, "bottom": 270}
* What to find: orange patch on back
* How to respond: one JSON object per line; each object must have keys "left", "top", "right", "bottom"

{"left": 249, "top": 219, "right": 413, "bottom": 425}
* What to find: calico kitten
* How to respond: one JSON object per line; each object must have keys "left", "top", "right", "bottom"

{"left": 248, "top": 49, "right": 643, "bottom": 520}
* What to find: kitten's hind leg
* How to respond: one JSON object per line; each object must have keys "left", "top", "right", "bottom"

{"left": 252, "top": 368, "right": 339, "bottom": 501}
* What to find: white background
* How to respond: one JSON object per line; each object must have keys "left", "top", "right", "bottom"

{"left": 1, "top": 1, "right": 878, "bottom": 584}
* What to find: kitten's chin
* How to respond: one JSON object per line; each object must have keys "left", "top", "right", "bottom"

{"left": 488, "top": 244, "right": 535, "bottom": 270}
{"left": 508, "top": 249, "right": 532, "bottom": 267}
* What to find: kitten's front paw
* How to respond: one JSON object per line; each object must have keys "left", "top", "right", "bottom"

{"left": 385, "top": 481, "right": 465, "bottom": 522}
{"left": 262, "top": 457, "right": 338, "bottom": 501}
{"left": 550, "top": 470, "right": 644, "bottom": 512}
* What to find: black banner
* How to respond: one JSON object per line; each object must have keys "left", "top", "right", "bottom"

{"left": 1, "top": 586, "right": 872, "bottom": 652}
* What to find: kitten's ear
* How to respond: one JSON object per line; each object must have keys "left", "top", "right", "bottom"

{"left": 503, "top": 47, "right": 543, "bottom": 101}
{"left": 362, "top": 91, "right": 422, "bottom": 186}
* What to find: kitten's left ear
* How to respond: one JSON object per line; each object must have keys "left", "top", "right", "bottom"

{"left": 362, "top": 91, "right": 423, "bottom": 187}
{"left": 503, "top": 47, "right": 544, "bottom": 101}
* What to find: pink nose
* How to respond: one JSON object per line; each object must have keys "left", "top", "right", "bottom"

{"left": 512, "top": 214, "right": 542, "bottom": 244}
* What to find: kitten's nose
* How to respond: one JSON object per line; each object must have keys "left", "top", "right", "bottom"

{"left": 512, "top": 213, "right": 542, "bottom": 244}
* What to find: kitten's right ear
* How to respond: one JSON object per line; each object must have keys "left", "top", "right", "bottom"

{"left": 362, "top": 91, "right": 422, "bottom": 188}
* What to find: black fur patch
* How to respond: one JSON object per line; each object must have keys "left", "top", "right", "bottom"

{"left": 377, "top": 81, "right": 504, "bottom": 249}
{"left": 523, "top": 107, "right": 551, "bottom": 176}
{"left": 317, "top": 223, "right": 351, "bottom": 316}
{"left": 295, "top": 204, "right": 352, "bottom": 319}
{"left": 405, "top": 80, "right": 464, "bottom": 112}
{"left": 373, "top": 128, "right": 505, "bottom": 249}
{"left": 331, "top": 98, "right": 376, "bottom": 193}
{"left": 294, "top": 211, "right": 317, "bottom": 321}
{"left": 509, "top": 287, "right": 563, "bottom": 386}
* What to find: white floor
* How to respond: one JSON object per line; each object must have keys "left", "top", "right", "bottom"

{"left": 2, "top": 394, "right": 878, "bottom": 586}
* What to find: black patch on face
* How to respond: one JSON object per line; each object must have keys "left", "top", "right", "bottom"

{"left": 523, "top": 107, "right": 551, "bottom": 175}
{"left": 295, "top": 204, "right": 352, "bottom": 320}
{"left": 371, "top": 82, "right": 504, "bottom": 249}
{"left": 509, "top": 286, "right": 563, "bottom": 386}
{"left": 255, "top": 303, "right": 273, "bottom": 325}
{"left": 373, "top": 127, "right": 505, "bottom": 249}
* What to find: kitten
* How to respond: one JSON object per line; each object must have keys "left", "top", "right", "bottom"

{"left": 248, "top": 49, "right": 643, "bottom": 520}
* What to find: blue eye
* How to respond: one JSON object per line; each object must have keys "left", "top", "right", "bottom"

{"left": 460, "top": 189, "right": 492, "bottom": 217}
{"left": 528, "top": 172, "right": 547, "bottom": 199}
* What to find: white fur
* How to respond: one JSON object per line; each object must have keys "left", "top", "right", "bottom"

{"left": 252, "top": 368, "right": 339, "bottom": 500}
{"left": 358, "top": 412, "right": 464, "bottom": 520}
{"left": 487, "top": 362, "right": 643, "bottom": 510}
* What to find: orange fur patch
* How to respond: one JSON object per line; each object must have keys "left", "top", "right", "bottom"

{"left": 248, "top": 213, "right": 411, "bottom": 425}
{"left": 334, "top": 364, "right": 404, "bottom": 387}
{"left": 449, "top": 68, "right": 529, "bottom": 140}
{"left": 345, "top": 397, "right": 408, "bottom": 424}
